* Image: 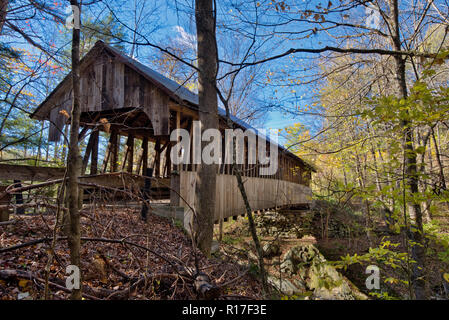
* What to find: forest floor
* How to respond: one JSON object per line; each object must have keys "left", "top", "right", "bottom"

{"left": 1, "top": 202, "right": 448, "bottom": 300}
{"left": 0, "top": 207, "right": 262, "bottom": 300}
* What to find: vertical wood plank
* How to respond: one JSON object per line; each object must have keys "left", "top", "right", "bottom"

{"left": 126, "top": 134, "right": 135, "bottom": 173}
{"left": 90, "top": 130, "right": 99, "bottom": 175}
{"left": 110, "top": 129, "right": 119, "bottom": 173}
{"left": 141, "top": 137, "right": 148, "bottom": 176}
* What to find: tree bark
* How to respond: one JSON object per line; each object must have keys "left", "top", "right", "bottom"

{"left": 66, "top": 0, "right": 82, "bottom": 300}
{"left": 390, "top": 0, "right": 427, "bottom": 300}
{"left": 0, "top": 0, "right": 8, "bottom": 35}
{"left": 431, "top": 127, "right": 446, "bottom": 192}
{"left": 194, "top": 0, "right": 218, "bottom": 256}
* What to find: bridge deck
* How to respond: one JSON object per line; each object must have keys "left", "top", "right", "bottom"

{"left": 0, "top": 164, "right": 312, "bottom": 230}
{"left": 0, "top": 164, "right": 170, "bottom": 190}
{"left": 0, "top": 164, "right": 66, "bottom": 181}
{"left": 172, "top": 171, "right": 313, "bottom": 223}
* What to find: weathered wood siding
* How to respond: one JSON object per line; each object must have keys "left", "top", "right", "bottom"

{"left": 47, "top": 53, "right": 170, "bottom": 142}
{"left": 48, "top": 90, "right": 71, "bottom": 142}
{"left": 176, "top": 171, "right": 313, "bottom": 222}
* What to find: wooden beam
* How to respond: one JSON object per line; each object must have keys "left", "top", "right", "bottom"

{"left": 0, "top": 186, "right": 12, "bottom": 222}
{"left": 169, "top": 102, "right": 198, "bottom": 120}
{"left": 141, "top": 137, "right": 148, "bottom": 176}
{"left": 121, "top": 134, "right": 135, "bottom": 173}
{"left": 127, "top": 134, "right": 134, "bottom": 173}
{"left": 102, "top": 132, "right": 112, "bottom": 173}
{"left": 0, "top": 164, "right": 66, "bottom": 181}
{"left": 82, "top": 130, "right": 97, "bottom": 175}
{"left": 153, "top": 139, "right": 161, "bottom": 177}
{"left": 164, "top": 144, "right": 172, "bottom": 176}
{"left": 79, "top": 173, "right": 169, "bottom": 190}
{"left": 170, "top": 173, "right": 180, "bottom": 206}
{"left": 110, "top": 129, "right": 119, "bottom": 173}
{"left": 90, "top": 130, "right": 99, "bottom": 175}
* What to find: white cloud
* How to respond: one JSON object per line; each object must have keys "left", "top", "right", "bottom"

{"left": 173, "top": 26, "right": 196, "bottom": 50}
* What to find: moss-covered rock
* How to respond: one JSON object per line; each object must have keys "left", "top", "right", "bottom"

{"left": 275, "top": 244, "right": 368, "bottom": 300}
{"left": 267, "top": 276, "right": 306, "bottom": 296}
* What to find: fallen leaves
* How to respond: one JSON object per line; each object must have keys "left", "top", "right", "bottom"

{"left": 0, "top": 207, "right": 262, "bottom": 300}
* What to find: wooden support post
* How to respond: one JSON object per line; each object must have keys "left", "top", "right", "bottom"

{"left": 176, "top": 112, "right": 181, "bottom": 130}
{"left": 153, "top": 139, "right": 161, "bottom": 177}
{"left": 221, "top": 135, "right": 226, "bottom": 175}
{"left": 90, "top": 130, "right": 99, "bottom": 175}
{"left": 188, "top": 119, "right": 193, "bottom": 172}
{"left": 153, "top": 140, "right": 170, "bottom": 177}
{"left": 219, "top": 212, "right": 223, "bottom": 242}
{"left": 136, "top": 149, "right": 144, "bottom": 175}
{"left": 141, "top": 137, "right": 148, "bottom": 176}
{"left": 0, "top": 186, "right": 11, "bottom": 222}
{"left": 121, "top": 147, "right": 129, "bottom": 172}
{"left": 164, "top": 144, "right": 172, "bottom": 177}
{"left": 140, "top": 168, "right": 153, "bottom": 221}
{"left": 82, "top": 130, "right": 97, "bottom": 175}
{"left": 170, "top": 172, "right": 180, "bottom": 206}
{"left": 127, "top": 134, "right": 135, "bottom": 173}
{"left": 175, "top": 111, "right": 181, "bottom": 173}
{"left": 102, "top": 129, "right": 118, "bottom": 173}
{"left": 110, "top": 129, "right": 119, "bottom": 173}
{"left": 13, "top": 180, "right": 24, "bottom": 215}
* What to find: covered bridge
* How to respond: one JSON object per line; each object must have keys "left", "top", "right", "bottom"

{"left": 28, "top": 40, "right": 315, "bottom": 229}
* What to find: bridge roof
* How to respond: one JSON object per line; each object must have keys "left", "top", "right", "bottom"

{"left": 32, "top": 41, "right": 316, "bottom": 172}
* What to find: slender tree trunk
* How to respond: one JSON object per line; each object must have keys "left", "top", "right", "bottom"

{"left": 66, "top": 0, "right": 82, "bottom": 300}
{"left": 390, "top": 0, "right": 427, "bottom": 300}
{"left": 431, "top": 127, "right": 446, "bottom": 191}
{"left": 62, "top": 124, "right": 69, "bottom": 163}
{"left": 0, "top": 0, "right": 7, "bottom": 35}
{"left": 223, "top": 111, "right": 268, "bottom": 294}
{"left": 194, "top": 0, "right": 218, "bottom": 256}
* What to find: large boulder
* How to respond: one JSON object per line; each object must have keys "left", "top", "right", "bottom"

{"left": 307, "top": 263, "right": 357, "bottom": 300}
{"left": 263, "top": 242, "right": 281, "bottom": 258}
{"left": 267, "top": 276, "right": 306, "bottom": 296}
{"left": 275, "top": 244, "right": 367, "bottom": 300}
{"left": 280, "top": 244, "right": 323, "bottom": 275}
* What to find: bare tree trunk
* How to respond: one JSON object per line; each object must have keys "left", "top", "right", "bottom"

{"left": 0, "top": 0, "right": 7, "bottom": 35}
{"left": 231, "top": 142, "right": 269, "bottom": 294}
{"left": 218, "top": 75, "right": 269, "bottom": 293}
{"left": 66, "top": 0, "right": 82, "bottom": 300}
{"left": 62, "top": 124, "right": 69, "bottom": 163}
{"left": 390, "top": 0, "right": 427, "bottom": 300}
{"left": 194, "top": 0, "right": 218, "bottom": 256}
{"left": 431, "top": 127, "right": 446, "bottom": 192}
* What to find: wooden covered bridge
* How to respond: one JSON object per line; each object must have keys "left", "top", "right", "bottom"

{"left": 2, "top": 41, "right": 315, "bottom": 229}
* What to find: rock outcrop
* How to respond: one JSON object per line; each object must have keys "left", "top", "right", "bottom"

{"left": 270, "top": 244, "right": 367, "bottom": 300}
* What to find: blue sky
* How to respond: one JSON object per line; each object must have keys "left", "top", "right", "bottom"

{"left": 8, "top": 0, "right": 337, "bottom": 147}
{"left": 147, "top": 1, "right": 321, "bottom": 139}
